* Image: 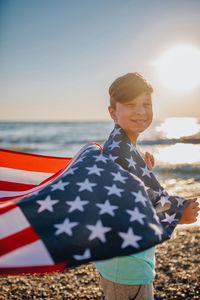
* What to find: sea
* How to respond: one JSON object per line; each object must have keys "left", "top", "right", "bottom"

{"left": 0, "top": 117, "right": 200, "bottom": 225}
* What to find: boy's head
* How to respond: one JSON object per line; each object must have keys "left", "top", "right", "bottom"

{"left": 108, "top": 72, "right": 153, "bottom": 144}
{"left": 109, "top": 72, "right": 153, "bottom": 108}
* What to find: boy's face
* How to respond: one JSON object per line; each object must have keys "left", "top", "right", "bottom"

{"left": 108, "top": 92, "right": 153, "bottom": 143}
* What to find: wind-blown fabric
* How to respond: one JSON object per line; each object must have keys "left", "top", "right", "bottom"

{"left": 103, "top": 124, "right": 188, "bottom": 235}
{"left": 0, "top": 148, "right": 71, "bottom": 203}
{"left": 0, "top": 131, "right": 187, "bottom": 276}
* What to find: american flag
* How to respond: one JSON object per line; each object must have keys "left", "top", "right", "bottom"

{"left": 0, "top": 127, "right": 187, "bottom": 276}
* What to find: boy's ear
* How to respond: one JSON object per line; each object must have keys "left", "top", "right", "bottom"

{"left": 108, "top": 106, "right": 117, "bottom": 122}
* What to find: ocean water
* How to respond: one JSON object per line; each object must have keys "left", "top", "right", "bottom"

{"left": 1, "top": 118, "right": 200, "bottom": 224}
{"left": 1, "top": 118, "right": 200, "bottom": 181}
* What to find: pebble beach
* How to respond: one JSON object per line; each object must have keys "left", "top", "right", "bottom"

{"left": 0, "top": 226, "right": 199, "bottom": 300}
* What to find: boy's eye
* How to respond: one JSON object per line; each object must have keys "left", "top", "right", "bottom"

{"left": 143, "top": 103, "right": 151, "bottom": 107}
{"left": 127, "top": 103, "right": 136, "bottom": 107}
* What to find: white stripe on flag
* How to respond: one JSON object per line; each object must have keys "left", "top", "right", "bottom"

{"left": 0, "top": 189, "right": 37, "bottom": 199}
{"left": 0, "top": 240, "right": 54, "bottom": 266}
{"left": 0, "top": 206, "right": 30, "bottom": 239}
{"left": 0, "top": 167, "right": 54, "bottom": 185}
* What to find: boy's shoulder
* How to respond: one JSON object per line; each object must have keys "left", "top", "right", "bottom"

{"left": 103, "top": 125, "right": 137, "bottom": 161}
{"left": 103, "top": 125, "right": 124, "bottom": 152}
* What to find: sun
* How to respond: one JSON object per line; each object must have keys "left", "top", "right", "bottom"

{"left": 155, "top": 45, "right": 200, "bottom": 92}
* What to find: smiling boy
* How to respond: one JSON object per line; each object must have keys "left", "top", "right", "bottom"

{"left": 94, "top": 73, "right": 199, "bottom": 300}
{"left": 109, "top": 86, "right": 153, "bottom": 148}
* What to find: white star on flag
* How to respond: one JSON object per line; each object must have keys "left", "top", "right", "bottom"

{"left": 94, "top": 153, "right": 108, "bottom": 163}
{"left": 37, "top": 195, "right": 59, "bottom": 213}
{"left": 111, "top": 127, "right": 121, "bottom": 137}
{"left": 157, "top": 196, "right": 171, "bottom": 207}
{"left": 96, "top": 200, "right": 118, "bottom": 216}
{"left": 104, "top": 184, "right": 124, "bottom": 197}
{"left": 126, "top": 207, "right": 146, "bottom": 224}
{"left": 86, "top": 220, "right": 111, "bottom": 242}
{"left": 73, "top": 248, "right": 91, "bottom": 261}
{"left": 51, "top": 180, "right": 69, "bottom": 191}
{"left": 140, "top": 165, "right": 152, "bottom": 178}
{"left": 108, "top": 140, "right": 121, "bottom": 150}
{"left": 86, "top": 164, "right": 104, "bottom": 176}
{"left": 156, "top": 188, "right": 165, "bottom": 197}
{"left": 65, "top": 167, "right": 78, "bottom": 175}
{"left": 66, "top": 196, "right": 89, "bottom": 213}
{"left": 109, "top": 154, "right": 119, "bottom": 161}
{"left": 111, "top": 171, "right": 127, "bottom": 183}
{"left": 118, "top": 227, "right": 142, "bottom": 248}
{"left": 161, "top": 213, "right": 179, "bottom": 224}
{"left": 125, "top": 156, "right": 137, "bottom": 169}
{"left": 131, "top": 191, "right": 147, "bottom": 206}
{"left": 76, "top": 178, "right": 97, "bottom": 192}
{"left": 149, "top": 223, "right": 163, "bottom": 241}
{"left": 127, "top": 143, "right": 138, "bottom": 154}
{"left": 175, "top": 197, "right": 186, "bottom": 207}
{"left": 54, "top": 218, "right": 78, "bottom": 236}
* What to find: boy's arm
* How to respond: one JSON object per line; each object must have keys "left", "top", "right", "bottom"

{"left": 179, "top": 198, "right": 200, "bottom": 224}
{"left": 143, "top": 152, "right": 200, "bottom": 224}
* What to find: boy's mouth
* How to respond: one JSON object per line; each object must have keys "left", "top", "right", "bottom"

{"left": 131, "top": 119, "right": 147, "bottom": 125}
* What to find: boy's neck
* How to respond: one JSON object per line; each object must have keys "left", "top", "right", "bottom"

{"left": 124, "top": 131, "right": 139, "bottom": 147}
{"left": 114, "top": 124, "right": 139, "bottom": 147}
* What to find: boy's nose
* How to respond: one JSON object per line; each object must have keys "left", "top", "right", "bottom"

{"left": 135, "top": 105, "right": 145, "bottom": 114}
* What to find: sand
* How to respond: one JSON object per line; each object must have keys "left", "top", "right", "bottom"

{"left": 0, "top": 226, "right": 199, "bottom": 299}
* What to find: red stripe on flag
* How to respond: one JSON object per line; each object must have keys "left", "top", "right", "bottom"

{"left": 0, "top": 180, "right": 37, "bottom": 192}
{"left": 0, "top": 227, "right": 39, "bottom": 257}
{"left": 0, "top": 195, "right": 27, "bottom": 203}
{"left": 0, "top": 149, "right": 71, "bottom": 172}
{"left": 0, "top": 167, "right": 70, "bottom": 203}
{"left": 0, "top": 201, "right": 17, "bottom": 215}
{"left": 0, "top": 262, "right": 67, "bottom": 276}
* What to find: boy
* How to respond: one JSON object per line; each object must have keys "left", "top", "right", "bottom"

{"left": 94, "top": 73, "right": 199, "bottom": 300}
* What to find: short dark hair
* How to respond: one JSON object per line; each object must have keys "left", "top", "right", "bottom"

{"left": 109, "top": 72, "right": 153, "bottom": 108}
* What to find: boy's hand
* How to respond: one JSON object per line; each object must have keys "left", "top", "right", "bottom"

{"left": 144, "top": 152, "right": 155, "bottom": 170}
{"left": 179, "top": 198, "right": 200, "bottom": 224}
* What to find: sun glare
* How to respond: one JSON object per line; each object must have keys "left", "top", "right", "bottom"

{"left": 157, "top": 117, "right": 200, "bottom": 139}
{"left": 155, "top": 45, "right": 200, "bottom": 92}
{"left": 156, "top": 144, "right": 200, "bottom": 165}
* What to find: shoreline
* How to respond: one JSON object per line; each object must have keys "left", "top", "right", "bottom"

{"left": 0, "top": 226, "right": 199, "bottom": 299}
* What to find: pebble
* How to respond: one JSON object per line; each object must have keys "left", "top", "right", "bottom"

{"left": 0, "top": 227, "right": 199, "bottom": 299}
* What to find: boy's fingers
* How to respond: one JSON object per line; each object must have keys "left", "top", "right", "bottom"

{"left": 187, "top": 199, "right": 199, "bottom": 207}
{"left": 145, "top": 152, "right": 155, "bottom": 166}
{"left": 190, "top": 201, "right": 199, "bottom": 206}
{"left": 145, "top": 152, "right": 151, "bottom": 158}
{"left": 149, "top": 154, "right": 155, "bottom": 165}
{"left": 188, "top": 198, "right": 198, "bottom": 202}
{"left": 191, "top": 202, "right": 200, "bottom": 208}
{"left": 193, "top": 208, "right": 200, "bottom": 214}
{"left": 194, "top": 203, "right": 200, "bottom": 209}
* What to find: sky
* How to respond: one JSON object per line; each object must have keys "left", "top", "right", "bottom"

{"left": 1, "top": 0, "right": 200, "bottom": 121}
